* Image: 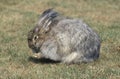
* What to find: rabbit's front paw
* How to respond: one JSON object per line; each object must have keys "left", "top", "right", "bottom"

{"left": 32, "top": 53, "right": 43, "bottom": 59}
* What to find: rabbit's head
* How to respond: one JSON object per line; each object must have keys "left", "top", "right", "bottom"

{"left": 28, "top": 8, "right": 59, "bottom": 53}
{"left": 28, "top": 27, "right": 45, "bottom": 53}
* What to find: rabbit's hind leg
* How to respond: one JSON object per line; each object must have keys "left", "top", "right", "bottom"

{"left": 62, "top": 52, "right": 94, "bottom": 64}
{"left": 62, "top": 52, "right": 79, "bottom": 64}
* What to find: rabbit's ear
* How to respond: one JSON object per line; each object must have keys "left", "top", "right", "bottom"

{"left": 38, "top": 9, "right": 59, "bottom": 34}
{"left": 39, "top": 26, "right": 50, "bottom": 34}
{"left": 42, "top": 8, "right": 53, "bottom": 16}
{"left": 37, "top": 9, "right": 53, "bottom": 26}
{"left": 41, "top": 9, "right": 59, "bottom": 32}
{"left": 33, "top": 27, "right": 40, "bottom": 33}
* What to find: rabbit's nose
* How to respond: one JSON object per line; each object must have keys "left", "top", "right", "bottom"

{"left": 32, "top": 47, "right": 40, "bottom": 53}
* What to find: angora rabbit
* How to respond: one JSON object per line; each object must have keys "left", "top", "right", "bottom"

{"left": 28, "top": 9, "right": 100, "bottom": 64}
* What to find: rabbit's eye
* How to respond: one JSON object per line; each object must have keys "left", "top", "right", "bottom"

{"left": 34, "top": 35, "right": 39, "bottom": 40}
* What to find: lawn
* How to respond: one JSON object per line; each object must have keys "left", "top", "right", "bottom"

{"left": 0, "top": 0, "right": 120, "bottom": 79}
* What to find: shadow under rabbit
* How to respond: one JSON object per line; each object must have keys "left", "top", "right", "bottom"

{"left": 28, "top": 56, "right": 60, "bottom": 64}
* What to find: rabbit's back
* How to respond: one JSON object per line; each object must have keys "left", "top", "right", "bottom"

{"left": 51, "top": 19, "right": 100, "bottom": 60}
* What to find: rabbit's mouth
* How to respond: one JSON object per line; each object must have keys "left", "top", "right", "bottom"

{"left": 32, "top": 47, "right": 40, "bottom": 53}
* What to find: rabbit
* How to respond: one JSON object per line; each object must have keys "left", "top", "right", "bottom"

{"left": 27, "top": 8, "right": 101, "bottom": 64}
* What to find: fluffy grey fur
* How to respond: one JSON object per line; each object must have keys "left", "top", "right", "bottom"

{"left": 28, "top": 9, "right": 101, "bottom": 64}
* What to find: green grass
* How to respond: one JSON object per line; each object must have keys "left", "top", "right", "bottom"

{"left": 0, "top": 0, "right": 120, "bottom": 79}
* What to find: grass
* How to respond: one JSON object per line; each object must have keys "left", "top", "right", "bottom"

{"left": 0, "top": 0, "right": 120, "bottom": 79}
